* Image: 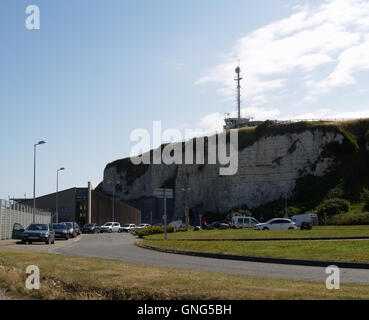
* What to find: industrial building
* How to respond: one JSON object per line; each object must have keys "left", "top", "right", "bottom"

{"left": 17, "top": 183, "right": 141, "bottom": 227}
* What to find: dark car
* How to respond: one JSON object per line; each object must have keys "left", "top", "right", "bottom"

{"left": 300, "top": 222, "right": 313, "bottom": 230}
{"left": 20, "top": 223, "right": 55, "bottom": 245}
{"left": 82, "top": 223, "right": 99, "bottom": 234}
{"left": 52, "top": 223, "right": 69, "bottom": 240}
{"left": 202, "top": 222, "right": 218, "bottom": 230}
{"left": 12, "top": 223, "right": 25, "bottom": 240}
{"left": 203, "top": 221, "right": 230, "bottom": 230}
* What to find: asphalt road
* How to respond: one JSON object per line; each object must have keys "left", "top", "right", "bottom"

{"left": 53, "top": 233, "right": 369, "bottom": 285}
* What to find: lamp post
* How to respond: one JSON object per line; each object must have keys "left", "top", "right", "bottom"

{"left": 33, "top": 141, "right": 46, "bottom": 223}
{"left": 56, "top": 168, "right": 65, "bottom": 223}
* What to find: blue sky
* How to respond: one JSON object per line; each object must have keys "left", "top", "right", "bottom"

{"left": 1, "top": 0, "right": 368, "bottom": 200}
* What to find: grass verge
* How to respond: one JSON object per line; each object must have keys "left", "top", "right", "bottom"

{"left": 143, "top": 239, "right": 369, "bottom": 263}
{"left": 1, "top": 249, "right": 369, "bottom": 300}
{"left": 146, "top": 226, "right": 369, "bottom": 241}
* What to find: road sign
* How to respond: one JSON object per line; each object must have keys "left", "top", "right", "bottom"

{"left": 153, "top": 188, "right": 173, "bottom": 240}
{"left": 154, "top": 188, "right": 173, "bottom": 199}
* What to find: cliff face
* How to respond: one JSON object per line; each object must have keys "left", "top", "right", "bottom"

{"left": 103, "top": 120, "right": 369, "bottom": 222}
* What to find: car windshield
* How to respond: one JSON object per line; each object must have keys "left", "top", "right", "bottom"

{"left": 104, "top": 223, "right": 112, "bottom": 226}
{"left": 27, "top": 224, "right": 47, "bottom": 231}
{"left": 123, "top": 224, "right": 130, "bottom": 227}
{"left": 84, "top": 224, "right": 94, "bottom": 228}
{"left": 138, "top": 224, "right": 146, "bottom": 227}
{"left": 53, "top": 224, "right": 66, "bottom": 230}
{"left": 65, "top": 222, "right": 73, "bottom": 228}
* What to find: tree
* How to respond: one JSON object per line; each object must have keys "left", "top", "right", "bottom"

{"left": 361, "top": 188, "right": 369, "bottom": 212}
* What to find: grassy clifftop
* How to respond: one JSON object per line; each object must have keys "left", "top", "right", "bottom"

{"left": 106, "top": 118, "right": 369, "bottom": 171}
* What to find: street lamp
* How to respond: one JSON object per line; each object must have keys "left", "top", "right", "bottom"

{"left": 56, "top": 167, "right": 65, "bottom": 223}
{"left": 33, "top": 140, "right": 46, "bottom": 223}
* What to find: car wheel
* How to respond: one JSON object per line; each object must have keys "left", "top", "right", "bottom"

{"left": 28, "top": 241, "right": 32, "bottom": 245}
{"left": 288, "top": 227, "right": 294, "bottom": 230}
{"left": 109, "top": 229, "right": 112, "bottom": 233}
{"left": 262, "top": 227, "right": 269, "bottom": 231}
{"left": 45, "top": 239, "right": 50, "bottom": 245}
{"left": 51, "top": 239, "right": 55, "bottom": 244}
{"left": 21, "top": 240, "right": 26, "bottom": 244}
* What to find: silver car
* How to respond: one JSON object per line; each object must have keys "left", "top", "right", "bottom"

{"left": 119, "top": 224, "right": 136, "bottom": 233}
{"left": 100, "top": 222, "right": 121, "bottom": 233}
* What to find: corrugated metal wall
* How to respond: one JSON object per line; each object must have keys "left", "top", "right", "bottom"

{"left": 91, "top": 191, "right": 141, "bottom": 226}
{"left": 0, "top": 200, "right": 52, "bottom": 240}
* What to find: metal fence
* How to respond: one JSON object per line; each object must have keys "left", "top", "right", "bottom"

{"left": 0, "top": 200, "right": 52, "bottom": 240}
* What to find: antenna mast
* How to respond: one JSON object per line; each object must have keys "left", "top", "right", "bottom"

{"left": 235, "top": 65, "right": 242, "bottom": 128}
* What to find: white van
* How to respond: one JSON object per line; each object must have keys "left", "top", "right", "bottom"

{"left": 291, "top": 214, "right": 318, "bottom": 227}
{"left": 232, "top": 216, "right": 260, "bottom": 228}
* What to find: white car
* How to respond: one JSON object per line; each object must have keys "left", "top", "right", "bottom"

{"left": 232, "top": 216, "right": 260, "bottom": 228}
{"left": 100, "top": 222, "right": 121, "bottom": 233}
{"left": 135, "top": 223, "right": 151, "bottom": 229}
{"left": 291, "top": 214, "right": 318, "bottom": 227}
{"left": 119, "top": 224, "right": 136, "bottom": 233}
{"left": 254, "top": 218, "right": 297, "bottom": 231}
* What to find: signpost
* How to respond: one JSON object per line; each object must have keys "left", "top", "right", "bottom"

{"left": 154, "top": 188, "right": 173, "bottom": 240}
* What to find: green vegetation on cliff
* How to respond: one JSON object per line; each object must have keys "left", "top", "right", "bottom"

{"left": 246, "top": 119, "right": 369, "bottom": 221}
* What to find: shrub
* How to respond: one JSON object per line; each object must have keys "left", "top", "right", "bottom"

{"left": 255, "top": 120, "right": 277, "bottom": 137}
{"left": 316, "top": 198, "right": 350, "bottom": 216}
{"left": 328, "top": 212, "right": 369, "bottom": 225}
{"left": 278, "top": 206, "right": 301, "bottom": 217}
{"left": 133, "top": 225, "right": 175, "bottom": 238}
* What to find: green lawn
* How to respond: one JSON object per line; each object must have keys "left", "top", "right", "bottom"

{"left": 1, "top": 249, "right": 369, "bottom": 300}
{"left": 143, "top": 238, "right": 369, "bottom": 263}
{"left": 147, "top": 225, "right": 369, "bottom": 240}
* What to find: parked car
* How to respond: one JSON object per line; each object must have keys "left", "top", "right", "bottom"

{"left": 20, "top": 223, "right": 55, "bottom": 244}
{"left": 202, "top": 222, "right": 216, "bottom": 230}
{"left": 119, "top": 224, "right": 136, "bottom": 233}
{"left": 100, "top": 222, "right": 121, "bottom": 233}
{"left": 64, "top": 222, "right": 77, "bottom": 238}
{"left": 254, "top": 218, "right": 297, "bottom": 231}
{"left": 232, "top": 216, "right": 260, "bottom": 229}
{"left": 300, "top": 221, "right": 313, "bottom": 230}
{"left": 12, "top": 223, "right": 25, "bottom": 240}
{"left": 291, "top": 214, "right": 319, "bottom": 227}
{"left": 203, "top": 221, "right": 230, "bottom": 230}
{"left": 74, "top": 222, "right": 81, "bottom": 236}
{"left": 82, "top": 223, "right": 99, "bottom": 234}
{"left": 135, "top": 223, "right": 151, "bottom": 229}
{"left": 52, "top": 223, "right": 69, "bottom": 240}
